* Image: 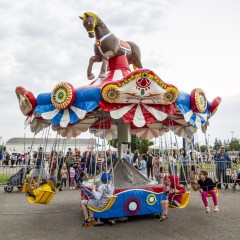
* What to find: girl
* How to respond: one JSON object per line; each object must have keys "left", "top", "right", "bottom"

{"left": 188, "top": 165, "right": 199, "bottom": 191}
{"left": 69, "top": 164, "right": 76, "bottom": 190}
{"left": 167, "top": 149, "right": 177, "bottom": 176}
{"left": 152, "top": 153, "right": 160, "bottom": 182}
{"left": 160, "top": 175, "right": 186, "bottom": 221}
{"left": 195, "top": 170, "right": 219, "bottom": 213}
{"left": 132, "top": 150, "right": 140, "bottom": 169}
{"left": 81, "top": 172, "right": 114, "bottom": 227}
{"left": 139, "top": 154, "right": 147, "bottom": 177}
{"left": 60, "top": 163, "right": 68, "bottom": 190}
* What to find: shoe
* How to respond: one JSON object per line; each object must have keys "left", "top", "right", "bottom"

{"left": 88, "top": 218, "right": 95, "bottom": 226}
{"left": 205, "top": 207, "right": 210, "bottom": 213}
{"left": 27, "top": 192, "right": 36, "bottom": 200}
{"left": 159, "top": 215, "right": 167, "bottom": 221}
{"left": 214, "top": 206, "right": 219, "bottom": 213}
{"left": 225, "top": 185, "right": 229, "bottom": 189}
{"left": 82, "top": 218, "right": 95, "bottom": 227}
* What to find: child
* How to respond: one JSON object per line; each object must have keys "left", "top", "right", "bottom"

{"left": 80, "top": 172, "right": 114, "bottom": 227}
{"left": 160, "top": 175, "right": 186, "bottom": 221}
{"left": 60, "top": 164, "right": 68, "bottom": 190}
{"left": 69, "top": 164, "right": 76, "bottom": 190}
{"left": 26, "top": 178, "right": 52, "bottom": 200}
{"left": 188, "top": 165, "right": 199, "bottom": 191}
{"left": 152, "top": 153, "right": 160, "bottom": 182}
{"left": 195, "top": 170, "right": 219, "bottom": 213}
{"left": 139, "top": 154, "right": 147, "bottom": 177}
{"left": 75, "top": 163, "right": 84, "bottom": 189}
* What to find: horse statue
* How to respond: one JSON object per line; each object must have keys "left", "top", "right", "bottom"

{"left": 79, "top": 12, "right": 143, "bottom": 80}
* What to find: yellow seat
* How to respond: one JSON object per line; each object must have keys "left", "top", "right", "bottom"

{"left": 22, "top": 182, "right": 37, "bottom": 193}
{"left": 168, "top": 192, "right": 190, "bottom": 209}
{"left": 207, "top": 186, "right": 218, "bottom": 197}
{"left": 27, "top": 184, "right": 56, "bottom": 205}
{"left": 87, "top": 196, "right": 117, "bottom": 212}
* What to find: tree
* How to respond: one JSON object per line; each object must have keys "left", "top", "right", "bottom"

{"left": 131, "top": 135, "right": 140, "bottom": 153}
{"left": 213, "top": 138, "right": 222, "bottom": 150}
{"left": 139, "top": 139, "right": 154, "bottom": 154}
{"left": 229, "top": 139, "right": 240, "bottom": 151}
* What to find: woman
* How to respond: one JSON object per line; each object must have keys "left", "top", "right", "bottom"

{"left": 179, "top": 148, "right": 190, "bottom": 185}
{"left": 97, "top": 151, "right": 105, "bottom": 173}
{"left": 167, "top": 149, "right": 177, "bottom": 176}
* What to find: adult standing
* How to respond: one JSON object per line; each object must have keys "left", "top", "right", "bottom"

{"left": 179, "top": 148, "right": 190, "bottom": 185}
{"left": 4, "top": 152, "right": 10, "bottom": 166}
{"left": 16, "top": 152, "right": 22, "bottom": 165}
{"left": 146, "top": 148, "right": 154, "bottom": 180}
{"left": 125, "top": 150, "right": 133, "bottom": 165}
{"left": 215, "top": 146, "right": 231, "bottom": 189}
{"left": 33, "top": 147, "right": 45, "bottom": 178}
{"left": 167, "top": 149, "right": 177, "bottom": 176}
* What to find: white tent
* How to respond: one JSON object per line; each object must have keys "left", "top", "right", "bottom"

{"left": 95, "top": 145, "right": 117, "bottom": 152}
{"left": 148, "top": 143, "right": 178, "bottom": 150}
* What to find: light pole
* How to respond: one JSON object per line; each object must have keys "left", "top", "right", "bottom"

{"left": 230, "top": 131, "right": 234, "bottom": 140}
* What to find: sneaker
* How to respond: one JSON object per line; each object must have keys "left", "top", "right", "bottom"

{"left": 82, "top": 218, "right": 95, "bottom": 227}
{"left": 159, "top": 215, "right": 167, "bottom": 221}
{"left": 88, "top": 218, "right": 95, "bottom": 226}
{"left": 205, "top": 207, "right": 210, "bottom": 213}
{"left": 214, "top": 206, "right": 219, "bottom": 213}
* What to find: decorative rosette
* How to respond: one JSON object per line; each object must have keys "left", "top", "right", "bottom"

{"left": 51, "top": 82, "right": 76, "bottom": 110}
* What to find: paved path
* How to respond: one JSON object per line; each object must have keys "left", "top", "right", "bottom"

{"left": 0, "top": 187, "right": 239, "bottom": 240}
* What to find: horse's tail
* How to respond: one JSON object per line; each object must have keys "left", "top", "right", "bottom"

{"left": 127, "top": 41, "right": 143, "bottom": 69}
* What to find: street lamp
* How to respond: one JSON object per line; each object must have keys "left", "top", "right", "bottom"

{"left": 230, "top": 131, "right": 234, "bottom": 140}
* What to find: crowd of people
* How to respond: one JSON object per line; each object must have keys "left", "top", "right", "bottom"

{"left": 1, "top": 144, "right": 240, "bottom": 227}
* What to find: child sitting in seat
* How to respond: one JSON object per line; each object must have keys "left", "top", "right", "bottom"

{"left": 80, "top": 172, "right": 114, "bottom": 227}
{"left": 27, "top": 178, "right": 52, "bottom": 200}
{"left": 188, "top": 165, "right": 199, "bottom": 191}
{"left": 194, "top": 170, "right": 219, "bottom": 213}
{"left": 160, "top": 175, "right": 186, "bottom": 221}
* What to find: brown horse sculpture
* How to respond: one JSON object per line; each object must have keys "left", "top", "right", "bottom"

{"left": 79, "top": 12, "right": 143, "bottom": 80}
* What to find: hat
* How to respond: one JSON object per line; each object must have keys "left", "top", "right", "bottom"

{"left": 101, "top": 173, "right": 111, "bottom": 183}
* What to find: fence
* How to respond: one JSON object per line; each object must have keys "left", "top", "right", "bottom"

{"left": 0, "top": 160, "right": 239, "bottom": 190}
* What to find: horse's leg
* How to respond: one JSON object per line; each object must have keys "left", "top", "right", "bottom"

{"left": 99, "top": 51, "right": 115, "bottom": 78}
{"left": 87, "top": 55, "right": 102, "bottom": 80}
{"left": 127, "top": 41, "right": 143, "bottom": 69}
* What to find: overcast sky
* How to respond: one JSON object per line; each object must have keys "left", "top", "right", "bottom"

{"left": 0, "top": 0, "right": 240, "bottom": 146}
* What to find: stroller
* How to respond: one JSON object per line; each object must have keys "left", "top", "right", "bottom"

{"left": 4, "top": 166, "right": 32, "bottom": 193}
{"left": 231, "top": 168, "right": 240, "bottom": 192}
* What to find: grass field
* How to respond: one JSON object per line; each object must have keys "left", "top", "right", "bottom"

{"left": 0, "top": 174, "right": 10, "bottom": 185}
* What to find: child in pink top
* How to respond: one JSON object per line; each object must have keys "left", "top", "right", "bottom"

{"left": 69, "top": 164, "right": 76, "bottom": 190}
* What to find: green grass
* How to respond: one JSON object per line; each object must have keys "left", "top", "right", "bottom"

{"left": 0, "top": 174, "right": 11, "bottom": 184}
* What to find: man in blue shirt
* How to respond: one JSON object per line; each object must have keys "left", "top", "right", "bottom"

{"left": 215, "top": 146, "right": 231, "bottom": 189}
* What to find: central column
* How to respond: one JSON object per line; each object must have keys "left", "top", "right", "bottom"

{"left": 117, "top": 119, "right": 131, "bottom": 159}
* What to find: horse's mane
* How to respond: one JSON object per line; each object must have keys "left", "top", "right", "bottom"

{"left": 82, "top": 12, "right": 100, "bottom": 25}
